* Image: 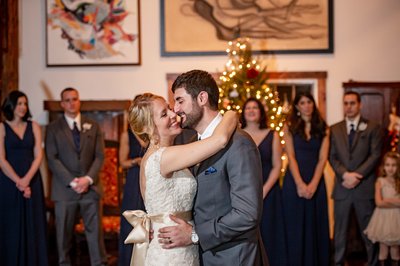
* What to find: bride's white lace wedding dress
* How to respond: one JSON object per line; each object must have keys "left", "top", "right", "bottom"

{"left": 144, "top": 147, "right": 199, "bottom": 266}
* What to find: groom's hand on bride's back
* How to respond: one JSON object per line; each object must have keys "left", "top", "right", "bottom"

{"left": 158, "top": 215, "right": 193, "bottom": 249}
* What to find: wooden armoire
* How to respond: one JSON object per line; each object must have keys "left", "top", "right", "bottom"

{"left": 0, "top": 0, "right": 19, "bottom": 104}
{"left": 342, "top": 80, "right": 400, "bottom": 258}
{"left": 343, "top": 81, "right": 400, "bottom": 128}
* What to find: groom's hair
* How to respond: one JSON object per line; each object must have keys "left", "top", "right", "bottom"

{"left": 171, "top": 70, "right": 219, "bottom": 111}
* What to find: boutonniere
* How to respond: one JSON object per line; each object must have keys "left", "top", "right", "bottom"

{"left": 82, "top": 123, "right": 92, "bottom": 132}
{"left": 358, "top": 122, "right": 367, "bottom": 131}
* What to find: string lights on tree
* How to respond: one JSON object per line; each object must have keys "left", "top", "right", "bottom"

{"left": 218, "top": 38, "right": 285, "bottom": 138}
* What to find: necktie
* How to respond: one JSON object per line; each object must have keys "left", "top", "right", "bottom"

{"left": 72, "top": 121, "right": 80, "bottom": 151}
{"left": 348, "top": 123, "right": 356, "bottom": 148}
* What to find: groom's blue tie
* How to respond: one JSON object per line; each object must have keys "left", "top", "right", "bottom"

{"left": 72, "top": 121, "right": 80, "bottom": 151}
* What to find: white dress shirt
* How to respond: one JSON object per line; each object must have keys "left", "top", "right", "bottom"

{"left": 64, "top": 113, "right": 81, "bottom": 131}
{"left": 346, "top": 115, "right": 360, "bottom": 134}
{"left": 197, "top": 113, "right": 223, "bottom": 140}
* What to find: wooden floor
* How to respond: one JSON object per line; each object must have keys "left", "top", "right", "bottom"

{"left": 47, "top": 240, "right": 369, "bottom": 266}
{"left": 46, "top": 222, "right": 371, "bottom": 266}
{"left": 48, "top": 229, "right": 119, "bottom": 266}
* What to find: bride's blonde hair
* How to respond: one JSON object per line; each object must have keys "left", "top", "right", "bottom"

{"left": 128, "top": 93, "right": 164, "bottom": 144}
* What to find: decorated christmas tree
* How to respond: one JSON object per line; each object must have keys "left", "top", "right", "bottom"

{"left": 218, "top": 38, "right": 285, "bottom": 133}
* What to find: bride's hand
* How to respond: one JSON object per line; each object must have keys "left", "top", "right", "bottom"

{"left": 212, "top": 111, "right": 238, "bottom": 147}
{"left": 149, "top": 229, "right": 154, "bottom": 242}
{"left": 158, "top": 215, "right": 193, "bottom": 249}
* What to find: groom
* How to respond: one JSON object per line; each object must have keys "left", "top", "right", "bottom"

{"left": 158, "top": 70, "right": 268, "bottom": 265}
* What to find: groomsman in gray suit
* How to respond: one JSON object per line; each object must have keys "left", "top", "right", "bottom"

{"left": 329, "top": 91, "right": 382, "bottom": 266}
{"left": 159, "top": 70, "right": 268, "bottom": 265}
{"left": 46, "top": 87, "right": 106, "bottom": 266}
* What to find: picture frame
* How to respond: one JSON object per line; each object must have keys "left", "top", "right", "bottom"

{"left": 161, "top": 0, "right": 333, "bottom": 56}
{"left": 167, "top": 71, "right": 327, "bottom": 119}
{"left": 46, "top": 0, "right": 141, "bottom": 66}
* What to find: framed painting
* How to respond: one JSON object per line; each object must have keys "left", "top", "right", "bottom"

{"left": 161, "top": 0, "right": 333, "bottom": 56}
{"left": 167, "top": 71, "right": 327, "bottom": 118}
{"left": 46, "top": 0, "right": 141, "bottom": 66}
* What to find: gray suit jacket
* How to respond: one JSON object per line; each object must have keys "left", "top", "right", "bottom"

{"left": 193, "top": 129, "right": 267, "bottom": 265}
{"left": 329, "top": 117, "right": 382, "bottom": 200}
{"left": 45, "top": 116, "right": 105, "bottom": 201}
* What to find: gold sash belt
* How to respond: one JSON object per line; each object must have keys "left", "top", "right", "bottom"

{"left": 123, "top": 210, "right": 193, "bottom": 266}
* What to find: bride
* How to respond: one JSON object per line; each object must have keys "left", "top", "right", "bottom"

{"left": 123, "top": 93, "right": 237, "bottom": 266}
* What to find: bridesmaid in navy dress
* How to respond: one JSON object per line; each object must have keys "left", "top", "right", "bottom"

{"left": 282, "top": 92, "right": 330, "bottom": 266}
{"left": 118, "top": 128, "right": 147, "bottom": 266}
{"left": 241, "top": 98, "right": 288, "bottom": 266}
{"left": 0, "top": 91, "right": 48, "bottom": 265}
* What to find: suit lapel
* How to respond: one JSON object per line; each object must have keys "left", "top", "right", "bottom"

{"left": 351, "top": 117, "right": 368, "bottom": 150}
{"left": 187, "top": 134, "right": 199, "bottom": 175}
{"left": 195, "top": 151, "right": 219, "bottom": 177}
{"left": 195, "top": 139, "right": 231, "bottom": 177}
{"left": 80, "top": 117, "right": 87, "bottom": 151}
{"left": 337, "top": 121, "right": 349, "bottom": 150}
{"left": 193, "top": 162, "right": 201, "bottom": 176}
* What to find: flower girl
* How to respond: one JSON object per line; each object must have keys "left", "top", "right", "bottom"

{"left": 364, "top": 151, "right": 400, "bottom": 265}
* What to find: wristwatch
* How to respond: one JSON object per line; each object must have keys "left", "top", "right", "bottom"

{"left": 191, "top": 227, "right": 199, "bottom": 245}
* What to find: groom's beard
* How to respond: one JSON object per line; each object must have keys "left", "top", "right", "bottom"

{"left": 180, "top": 103, "right": 203, "bottom": 129}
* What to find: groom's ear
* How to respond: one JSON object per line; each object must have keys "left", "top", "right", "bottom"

{"left": 197, "top": 91, "right": 208, "bottom": 106}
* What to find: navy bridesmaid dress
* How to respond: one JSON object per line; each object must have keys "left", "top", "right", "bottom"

{"left": 282, "top": 134, "right": 330, "bottom": 266}
{"left": 118, "top": 130, "right": 146, "bottom": 266}
{"left": 258, "top": 130, "right": 288, "bottom": 266}
{"left": 0, "top": 121, "right": 48, "bottom": 266}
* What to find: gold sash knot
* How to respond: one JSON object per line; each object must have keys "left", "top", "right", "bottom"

{"left": 123, "top": 210, "right": 193, "bottom": 266}
{"left": 123, "top": 210, "right": 149, "bottom": 266}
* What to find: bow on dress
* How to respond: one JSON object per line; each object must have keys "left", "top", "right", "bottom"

{"left": 123, "top": 210, "right": 193, "bottom": 266}
{"left": 123, "top": 210, "right": 151, "bottom": 266}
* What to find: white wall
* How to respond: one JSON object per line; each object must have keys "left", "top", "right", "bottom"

{"left": 20, "top": 0, "right": 400, "bottom": 126}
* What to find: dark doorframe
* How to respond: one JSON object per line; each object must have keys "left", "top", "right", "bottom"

{"left": 0, "top": 0, "right": 19, "bottom": 106}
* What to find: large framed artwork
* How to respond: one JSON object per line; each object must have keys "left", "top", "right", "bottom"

{"left": 167, "top": 71, "right": 327, "bottom": 118}
{"left": 46, "top": 0, "right": 141, "bottom": 66}
{"left": 161, "top": 0, "right": 333, "bottom": 56}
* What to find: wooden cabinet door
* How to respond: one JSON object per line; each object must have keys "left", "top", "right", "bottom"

{"left": 343, "top": 81, "right": 400, "bottom": 129}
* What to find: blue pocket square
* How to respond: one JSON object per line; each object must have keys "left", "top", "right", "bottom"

{"left": 205, "top": 166, "right": 217, "bottom": 175}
